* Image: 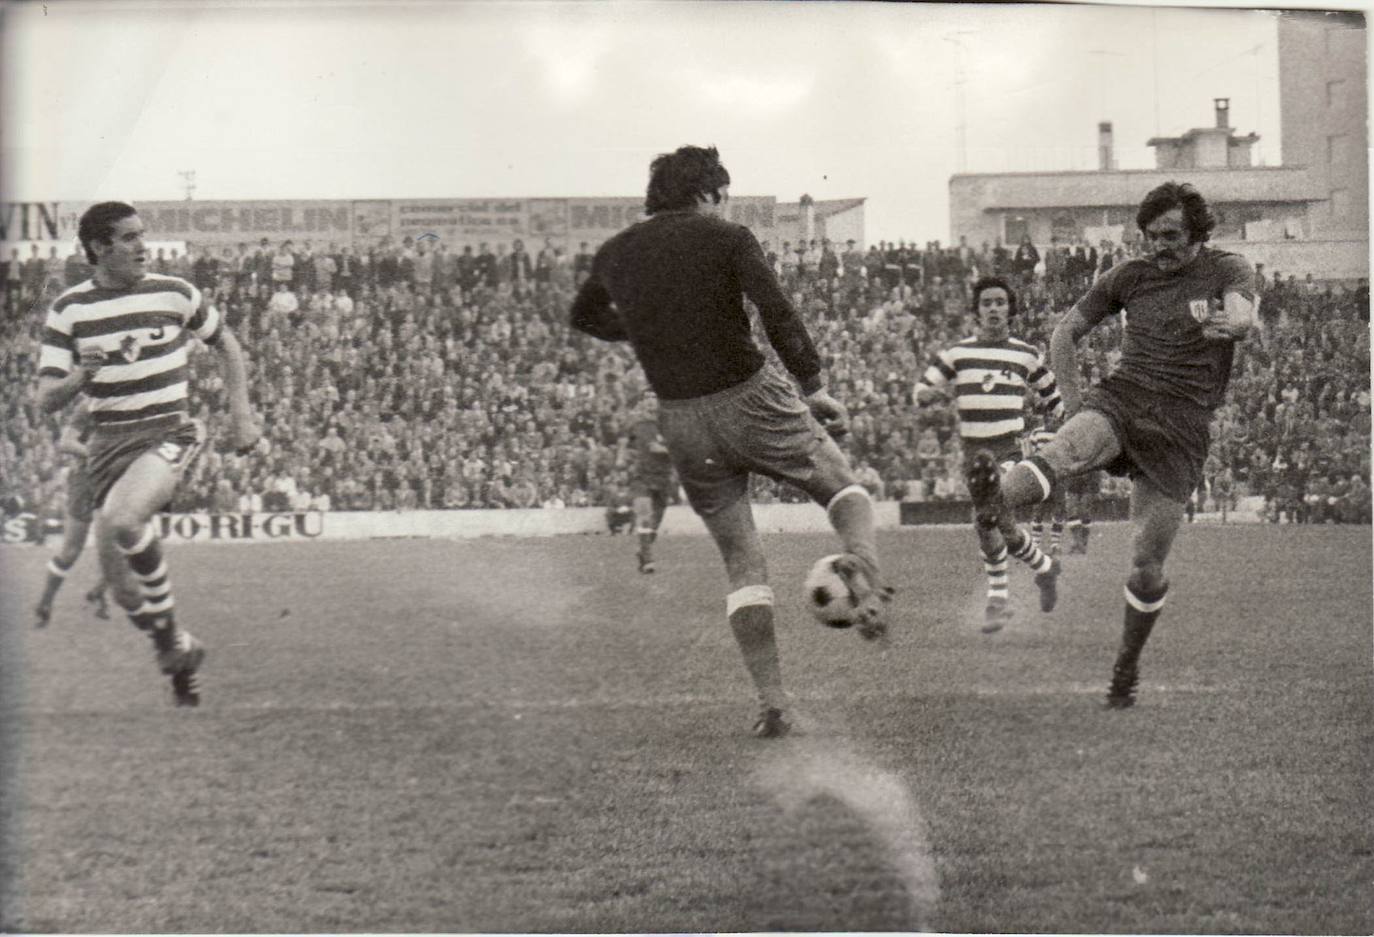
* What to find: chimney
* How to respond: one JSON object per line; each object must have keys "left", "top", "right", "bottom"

{"left": 1098, "top": 121, "right": 1115, "bottom": 171}
{"left": 800, "top": 193, "right": 815, "bottom": 243}
{"left": 1214, "top": 97, "right": 1230, "bottom": 129}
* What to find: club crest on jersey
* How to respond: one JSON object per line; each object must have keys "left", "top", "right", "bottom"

{"left": 981, "top": 371, "right": 998, "bottom": 393}
{"left": 1189, "top": 299, "right": 1210, "bottom": 323}
{"left": 118, "top": 334, "right": 141, "bottom": 363}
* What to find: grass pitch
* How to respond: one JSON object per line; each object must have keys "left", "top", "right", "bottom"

{"left": 1, "top": 522, "right": 1370, "bottom": 933}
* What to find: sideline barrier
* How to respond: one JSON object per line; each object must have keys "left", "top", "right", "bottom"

{"left": 143, "top": 503, "right": 907, "bottom": 544}
{"left": 899, "top": 496, "right": 1133, "bottom": 526}
{"left": 0, "top": 496, "right": 1287, "bottom": 547}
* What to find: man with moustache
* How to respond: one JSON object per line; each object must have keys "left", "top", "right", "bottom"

{"left": 964, "top": 182, "right": 1257, "bottom": 709}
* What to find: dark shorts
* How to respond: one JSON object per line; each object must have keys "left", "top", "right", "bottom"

{"left": 658, "top": 365, "right": 830, "bottom": 517}
{"left": 961, "top": 438, "right": 1023, "bottom": 475}
{"left": 87, "top": 418, "right": 206, "bottom": 510}
{"left": 1066, "top": 469, "right": 1103, "bottom": 497}
{"left": 630, "top": 477, "right": 674, "bottom": 501}
{"left": 633, "top": 486, "right": 670, "bottom": 528}
{"left": 1083, "top": 378, "right": 1211, "bottom": 503}
{"left": 66, "top": 461, "right": 98, "bottom": 524}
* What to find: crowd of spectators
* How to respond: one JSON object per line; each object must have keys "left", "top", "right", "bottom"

{"left": 0, "top": 231, "right": 1368, "bottom": 525}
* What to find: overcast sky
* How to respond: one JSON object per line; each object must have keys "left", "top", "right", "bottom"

{"left": 1, "top": 0, "right": 1361, "bottom": 243}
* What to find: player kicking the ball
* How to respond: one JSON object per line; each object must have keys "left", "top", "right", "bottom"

{"left": 965, "top": 182, "right": 1257, "bottom": 708}
{"left": 571, "top": 145, "right": 891, "bottom": 738}
{"left": 36, "top": 201, "right": 259, "bottom": 706}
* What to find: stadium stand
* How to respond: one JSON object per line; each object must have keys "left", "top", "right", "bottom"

{"left": 1, "top": 237, "right": 1368, "bottom": 524}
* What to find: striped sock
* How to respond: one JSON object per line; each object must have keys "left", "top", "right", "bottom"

{"left": 1049, "top": 521, "right": 1064, "bottom": 556}
{"left": 982, "top": 545, "right": 1009, "bottom": 603}
{"left": 116, "top": 524, "right": 178, "bottom": 649}
{"left": 1008, "top": 527, "right": 1053, "bottom": 574}
{"left": 1030, "top": 520, "right": 1044, "bottom": 548}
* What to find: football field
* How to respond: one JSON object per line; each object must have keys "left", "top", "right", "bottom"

{"left": 1, "top": 522, "right": 1370, "bottom": 934}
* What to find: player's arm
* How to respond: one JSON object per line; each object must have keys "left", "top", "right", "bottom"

{"left": 1029, "top": 356, "right": 1065, "bottom": 422}
{"left": 1052, "top": 268, "right": 1121, "bottom": 415}
{"left": 734, "top": 227, "right": 823, "bottom": 396}
{"left": 36, "top": 349, "right": 101, "bottom": 414}
{"left": 1202, "top": 254, "right": 1259, "bottom": 341}
{"left": 733, "top": 228, "right": 850, "bottom": 435}
{"left": 195, "top": 302, "right": 260, "bottom": 453}
{"left": 56, "top": 423, "right": 88, "bottom": 459}
{"left": 1202, "top": 292, "right": 1258, "bottom": 341}
{"left": 1049, "top": 306, "right": 1101, "bottom": 417}
{"left": 55, "top": 399, "right": 93, "bottom": 458}
{"left": 912, "top": 352, "right": 954, "bottom": 405}
{"left": 35, "top": 303, "right": 101, "bottom": 414}
{"left": 569, "top": 267, "right": 628, "bottom": 342}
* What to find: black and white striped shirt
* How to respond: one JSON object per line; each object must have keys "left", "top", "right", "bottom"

{"left": 39, "top": 274, "right": 221, "bottom": 432}
{"left": 916, "top": 335, "right": 1063, "bottom": 451}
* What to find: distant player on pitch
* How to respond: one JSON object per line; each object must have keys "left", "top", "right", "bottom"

{"left": 965, "top": 182, "right": 1257, "bottom": 708}
{"left": 36, "top": 201, "right": 259, "bottom": 706}
{"left": 914, "top": 276, "right": 1064, "bottom": 633}
{"left": 571, "top": 145, "right": 891, "bottom": 738}
{"left": 627, "top": 390, "right": 674, "bottom": 574}
{"left": 34, "top": 398, "right": 111, "bottom": 627}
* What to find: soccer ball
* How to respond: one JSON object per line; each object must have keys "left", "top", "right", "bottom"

{"left": 804, "top": 554, "right": 861, "bottom": 629}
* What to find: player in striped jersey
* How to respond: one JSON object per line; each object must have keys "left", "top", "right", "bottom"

{"left": 914, "top": 277, "right": 1064, "bottom": 633}
{"left": 36, "top": 201, "right": 259, "bottom": 706}
{"left": 33, "top": 399, "right": 111, "bottom": 627}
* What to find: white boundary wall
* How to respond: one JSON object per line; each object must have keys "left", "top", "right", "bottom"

{"left": 142, "top": 497, "right": 1277, "bottom": 547}
{"left": 149, "top": 502, "right": 908, "bottom": 545}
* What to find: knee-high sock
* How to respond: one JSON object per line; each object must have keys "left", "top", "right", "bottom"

{"left": 1119, "top": 582, "right": 1168, "bottom": 668}
{"left": 1007, "top": 526, "right": 1054, "bottom": 574}
{"left": 982, "top": 545, "right": 1009, "bottom": 603}
{"left": 727, "top": 585, "right": 785, "bottom": 710}
{"left": 116, "top": 524, "right": 178, "bottom": 649}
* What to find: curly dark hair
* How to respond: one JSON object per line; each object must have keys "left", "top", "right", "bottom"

{"left": 645, "top": 145, "right": 731, "bottom": 215}
{"left": 969, "top": 276, "right": 1019, "bottom": 318}
{"left": 1136, "top": 182, "right": 1216, "bottom": 244}
{"left": 77, "top": 201, "right": 138, "bottom": 265}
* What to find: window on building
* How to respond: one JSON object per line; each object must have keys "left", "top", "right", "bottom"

{"left": 1327, "top": 134, "right": 1348, "bottom": 169}
{"left": 1050, "top": 214, "right": 1078, "bottom": 243}
{"left": 1004, "top": 215, "right": 1029, "bottom": 245}
{"left": 1330, "top": 188, "right": 1351, "bottom": 219}
{"left": 1327, "top": 79, "right": 1346, "bottom": 109}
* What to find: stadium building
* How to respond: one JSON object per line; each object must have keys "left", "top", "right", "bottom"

{"left": 0, "top": 193, "right": 868, "bottom": 256}
{"left": 947, "top": 10, "right": 1368, "bottom": 280}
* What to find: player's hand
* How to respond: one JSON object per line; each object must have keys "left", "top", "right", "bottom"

{"left": 913, "top": 386, "right": 939, "bottom": 406}
{"left": 76, "top": 345, "right": 106, "bottom": 380}
{"left": 807, "top": 389, "right": 850, "bottom": 439}
{"left": 1200, "top": 298, "right": 1238, "bottom": 341}
{"left": 231, "top": 417, "right": 263, "bottom": 456}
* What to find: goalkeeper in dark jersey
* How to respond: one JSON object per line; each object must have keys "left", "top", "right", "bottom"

{"left": 966, "top": 182, "right": 1258, "bottom": 708}
{"left": 627, "top": 391, "right": 675, "bottom": 574}
{"left": 571, "top": 145, "right": 892, "bottom": 739}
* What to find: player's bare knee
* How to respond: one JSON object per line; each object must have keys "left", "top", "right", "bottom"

{"left": 105, "top": 514, "right": 150, "bottom": 551}
{"left": 1045, "top": 411, "right": 1117, "bottom": 476}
